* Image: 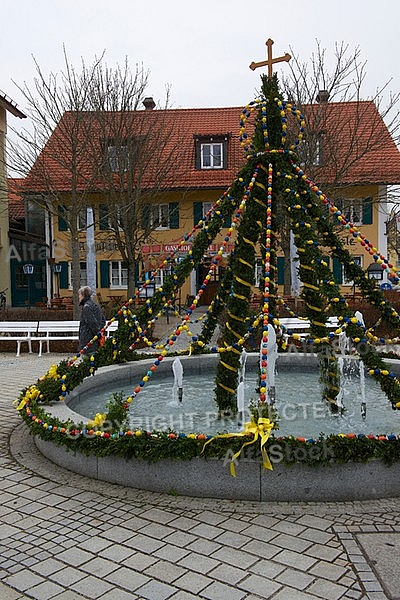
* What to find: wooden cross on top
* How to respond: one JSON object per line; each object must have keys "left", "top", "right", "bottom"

{"left": 250, "top": 38, "right": 291, "bottom": 78}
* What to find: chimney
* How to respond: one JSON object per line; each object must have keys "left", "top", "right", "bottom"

{"left": 143, "top": 97, "right": 156, "bottom": 110}
{"left": 316, "top": 90, "right": 330, "bottom": 103}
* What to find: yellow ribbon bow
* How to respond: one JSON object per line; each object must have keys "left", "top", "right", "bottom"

{"left": 15, "top": 386, "right": 40, "bottom": 411}
{"left": 202, "top": 417, "right": 274, "bottom": 477}
{"left": 88, "top": 413, "right": 107, "bottom": 429}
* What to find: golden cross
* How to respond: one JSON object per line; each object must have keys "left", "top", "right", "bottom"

{"left": 249, "top": 38, "right": 291, "bottom": 78}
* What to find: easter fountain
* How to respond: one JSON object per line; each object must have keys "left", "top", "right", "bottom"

{"left": 18, "top": 47, "right": 400, "bottom": 501}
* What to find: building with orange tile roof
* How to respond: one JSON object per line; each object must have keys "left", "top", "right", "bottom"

{"left": 0, "top": 92, "right": 26, "bottom": 305}
{"left": 9, "top": 97, "right": 400, "bottom": 308}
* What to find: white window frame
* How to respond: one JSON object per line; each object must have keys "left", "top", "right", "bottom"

{"left": 200, "top": 143, "right": 223, "bottom": 169}
{"left": 107, "top": 144, "right": 129, "bottom": 172}
{"left": 68, "top": 262, "right": 87, "bottom": 289}
{"left": 202, "top": 201, "right": 214, "bottom": 218}
{"left": 343, "top": 199, "right": 363, "bottom": 225}
{"left": 150, "top": 204, "right": 170, "bottom": 230}
{"left": 110, "top": 261, "right": 128, "bottom": 289}
{"left": 77, "top": 208, "right": 87, "bottom": 231}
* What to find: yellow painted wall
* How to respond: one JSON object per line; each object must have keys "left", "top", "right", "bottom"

{"left": 52, "top": 183, "right": 385, "bottom": 306}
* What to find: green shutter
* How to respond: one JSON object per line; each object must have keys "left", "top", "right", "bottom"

{"left": 193, "top": 202, "right": 203, "bottom": 226}
{"left": 222, "top": 139, "right": 228, "bottom": 169}
{"left": 99, "top": 204, "right": 109, "bottom": 230}
{"left": 333, "top": 257, "right": 343, "bottom": 284}
{"left": 134, "top": 263, "right": 140, "bottom": 286}
{"left": 57, "top": 206, "right": 68, "bottom": 231}
{"left": 59, "top": 261, "right": 68, "bottom": 289}
{"left": 362, "top": 196, "right": 373, "bottom": 225}
{"left": 277, "top": 256, "right": 285, "bottom": 285}
{"left": 169, "top": 202, "right": 179, "bottom": 229}
{"left": 141, "top": 204, "right": 151, "bottom": 228}
{"left": 100, "top": 260, "right": 110, "bottom": 288}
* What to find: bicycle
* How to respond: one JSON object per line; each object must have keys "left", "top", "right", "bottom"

{"left": 0, "top": 288, "right": 7, "bottom": 310}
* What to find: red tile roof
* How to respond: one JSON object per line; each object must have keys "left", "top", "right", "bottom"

{"left": 303, "top": 100, "right": 400, "bottom": 185}
{"left": 7, "top": 178, "right": 25, "bottom": 222}
{"left": 23, "top": 101, "right": 400, "bottom": 194}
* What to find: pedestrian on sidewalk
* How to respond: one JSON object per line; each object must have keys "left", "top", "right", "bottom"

{"left": 78, "top": 286, "right": 105, "bottom": 353}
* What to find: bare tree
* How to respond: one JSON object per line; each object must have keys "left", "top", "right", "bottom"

{"left": 8, "top": 49, "right": 111, "bottom": 316}
{"left": 7, "top": 50, "right": 185, "bottom": 314}
{"left": 277, "top": 41, "right": 400, "bottom": 294}
{"left": 84, "top": 64, "right": 188, "bottom": 298}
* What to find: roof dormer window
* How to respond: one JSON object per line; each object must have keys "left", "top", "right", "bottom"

{"left": 194, "top": 134, "right": 229, "bottom": 170}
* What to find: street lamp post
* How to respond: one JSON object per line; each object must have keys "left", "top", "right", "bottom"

{"left": 23, "top": 263, "right": 34, "bottom": 309}
{"left": 52, "top": 263, "right": 62, "bottom": 298}
{"left": 367, "top": 262, "right": 384, "bottom": 281}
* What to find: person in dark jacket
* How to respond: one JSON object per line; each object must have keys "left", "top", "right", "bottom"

{"left": 78, "top": 286, "right": 106, "bottom": 353}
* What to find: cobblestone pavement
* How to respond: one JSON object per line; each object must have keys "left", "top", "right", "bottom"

{"left": 1, "top": 351, "right": 400, "bottom": 600}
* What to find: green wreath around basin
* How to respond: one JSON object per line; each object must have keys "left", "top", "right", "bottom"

{"left": 15, "top": 338, "right": 400, "bottom": 470}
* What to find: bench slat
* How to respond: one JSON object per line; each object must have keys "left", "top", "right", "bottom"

{"left": 37, "top": 321, "right": 80, "bottom": 357}
{"left": 0, "top": 321, "right": 38, "bottom": 356}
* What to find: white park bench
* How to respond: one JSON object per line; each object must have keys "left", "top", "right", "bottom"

{"left": 37, "top": 320, "right": 119, "bottom": 356}
{"left": 37, "top": 321, "right": 81, "bottom": 357}
{"left": 278, "top": 316, "right": 339, "bottom": 341}
{"left": 0, "top": 321, "right": 39, "bottom": 357}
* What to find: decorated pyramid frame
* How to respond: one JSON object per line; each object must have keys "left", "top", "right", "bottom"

{"left": 16, "top": 45, "right": 400, "bottom": 473}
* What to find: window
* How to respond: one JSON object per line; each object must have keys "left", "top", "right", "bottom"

{"left": 68, "top": 262, "right": 87, "bottom": 288}
{"left": 312, "top": 138, "right": 321, "bottom": 166}
{"left": 110, "top": 261, "right": 128, "bottom": 288}
{"left": 106, "top": 137, "right": 144, "bottom": 173}
{"left": 99, "top": 205, "right": 124, "bottom": 231}
{"left": 334, "top": 197, "right": 373, "bottom": 226}
{"left": 201, "top": 143, "right": 222, "bottom": 169}
{"left": 343, "top": 256, "right": 362, "bottom": 286}
{"left": 142, "top": 203, "right": 179, "bottom": 230}
{"left": 107, "top": 144, "right": 128, "bottom": 172}
{"left": 193, "top": 201, "right": 213, "bottom": 226}
{"left": 297, "top": 132, "right": 324, "bottom": 167}
{"left": 344, "top": 200, "right": 363, "bottom": 225}
{"left": 77, "top": 208, "right": 87, "bottom": 231}
{"left": 194, "top": 135, "right": 229, "bottom": 170}
{"left": 151, "top": 204, "right": 170, "bottom": 229}
{"left": 26, "top": 200, "right": 45, "bottom": 239}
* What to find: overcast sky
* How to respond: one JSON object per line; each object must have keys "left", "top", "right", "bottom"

{"left": 2, "top": 0, "right": 399, "bottom": 125}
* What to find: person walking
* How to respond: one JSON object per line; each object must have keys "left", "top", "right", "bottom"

{"left": 78, "top": 286, "right": 106, "bottom": 353}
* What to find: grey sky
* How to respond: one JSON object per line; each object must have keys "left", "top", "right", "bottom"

{"left": 2, "top": 0, "right": 399, "bottom": 122}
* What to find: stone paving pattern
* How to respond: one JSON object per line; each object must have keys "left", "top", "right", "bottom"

{"left": 1, "top": 340, "right": 400, "bottom": 599}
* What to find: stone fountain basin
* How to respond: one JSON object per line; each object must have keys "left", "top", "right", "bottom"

{"left": 34, "top": 353, "right": 400, "bottom": 502}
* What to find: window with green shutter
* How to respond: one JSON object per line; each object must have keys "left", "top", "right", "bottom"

{"left": 169, "top": 202, "right": 179, "bottom": 229}
{"left": 362, "top": 196, "right": 373, "bottom": 225}
{"left": 100, "top": 260, "right": 110, "bottom": 288}
{"left": 141, "top": 204, "right": 151, "bottom": 229}
{"left": 99, "top": 205, "right": 110, "bottom": 230}
{"left": 59, "top": 261, "right": 69, "bottom": 289}
{"left": 57, "top": 206, "right": 68, "bottom": 232}
{"left": 277, "top": 256, "right": 285, "bottom": 285}
{"left": 193, "top": 202, "right": 203, "bottom": 226}
{"left": 332, "top": 257, "right": 343, "bottom": 284}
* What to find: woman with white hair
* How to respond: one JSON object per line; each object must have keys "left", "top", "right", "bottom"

{"left": 78, "top": 286, "right": 105, "bottom": 353}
